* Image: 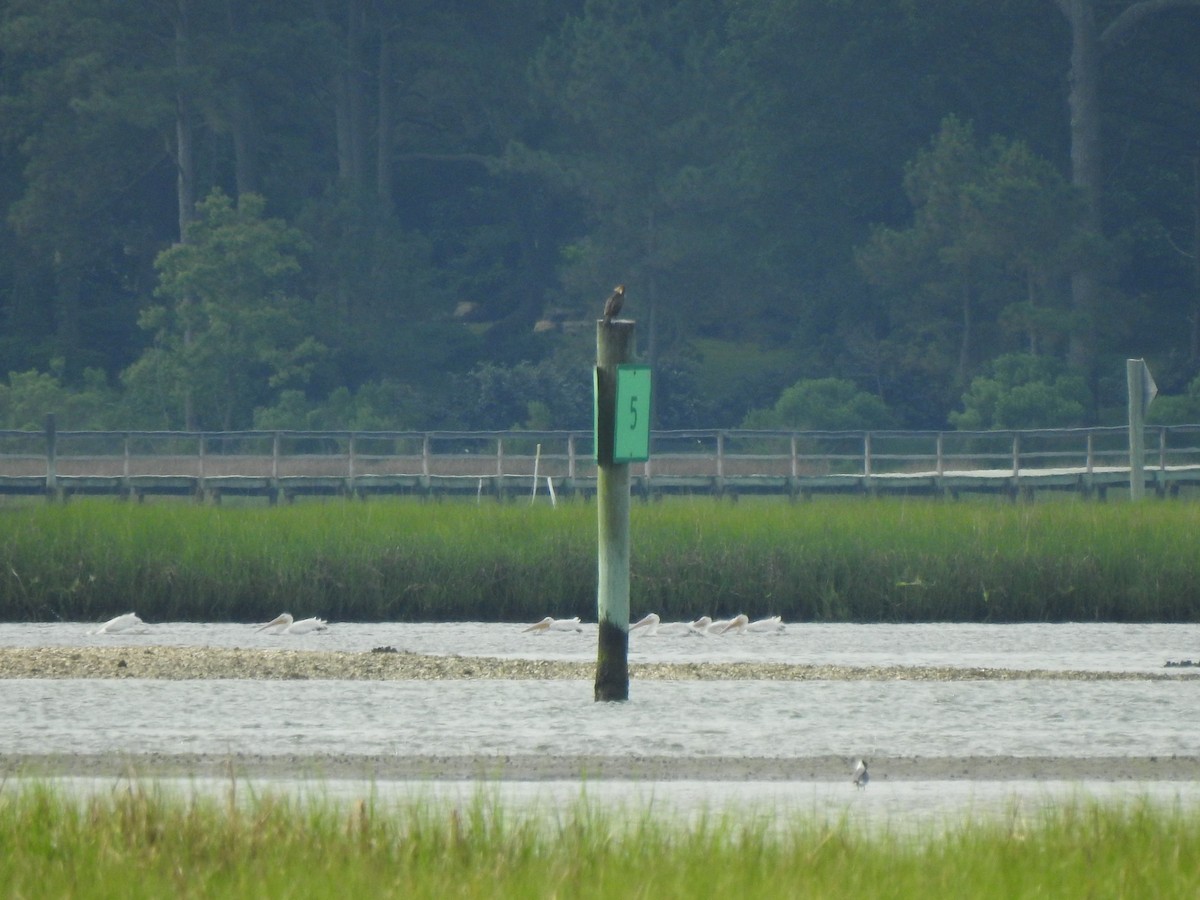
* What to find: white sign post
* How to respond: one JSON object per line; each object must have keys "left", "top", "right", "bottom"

{"left": 1127, "top": 359, "right": 1157, "bottom": 501}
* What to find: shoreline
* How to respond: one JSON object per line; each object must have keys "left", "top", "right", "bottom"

{"left": 1, "top": 645, "right": 1194, "bottom": 682}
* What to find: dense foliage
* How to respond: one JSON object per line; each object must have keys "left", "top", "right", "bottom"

{"left": 0, "top": 1, "right": 1198, "bottom": 431}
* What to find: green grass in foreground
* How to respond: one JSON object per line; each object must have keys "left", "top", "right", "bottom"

{"left": 3, "top": 496, "right": 1200, "bottom": 623}
{"left": 1, "top": 785, "right": 1197, "bottom": 898}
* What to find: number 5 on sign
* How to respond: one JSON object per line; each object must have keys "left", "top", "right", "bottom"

{"left": 613, "top": 365, "right": 652, "bottom": 462}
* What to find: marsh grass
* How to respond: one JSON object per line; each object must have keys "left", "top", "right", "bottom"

{"left": 1, "top": 783, "right": 1198, "bottom": 898}
{"left": 2, "top": 497, "right": 1200, "bottom": 623}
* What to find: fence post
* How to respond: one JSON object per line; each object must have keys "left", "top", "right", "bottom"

{"left": 44, "top": 413, "right": 57, "bottom": 500}
{"left": 936, "top": 432, "right": 945, "bottom": 477}
{"left": 594, "top": 318, "right": 635, "bottom": 702}
{"left": 122, "top": 433, "right": 131, "bottom": 499}
{"left": 421, "top": 433, "right": 432, "bottom": 495}
{"left": 269, "top": 433, "right": 280, "bottom": 504}
{"left": 493, "top": 436, "right": 504, "bottom": 500}
{"left": 863, "top": 432, "right": 872, "bottom": 477}
{"left": 531, "top": 443, "right": 541, "bottom": 504}
{"left": 1127, "top": 359, "right": 1148, "bottom": 500}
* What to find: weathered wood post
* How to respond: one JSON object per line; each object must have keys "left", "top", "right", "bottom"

{"left": 594, "top": 317, "right": 639, "bottom": 702}
{"left": 270, "top": 432, "right": 281, "bottom": 505}
{"left": 1127, "top": 358, "right": 1157, "bottom": 500}
{"left": 44, "top": 413, "right": 57, "bottom": 500}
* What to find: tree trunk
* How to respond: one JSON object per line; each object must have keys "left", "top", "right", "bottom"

{"left": 334, "top": 0, "right": 369, "bottom": 188}
{"left": 174, "top": 0, "right": 196, "bottom": 241}
{"left": 230, "top": 80, "right": 259, "bottom": 197}
{"left": 53, "top": 257, "right": 82, "bottom": 359}
{"left": 1059, "top": 0, "right": 1101, "bottom": 374}
{"left": 958, "top": 278, "right": 972, "bottom": 386}
{"left": 644, "top": 207, "right": 659, "bottom": 375}
{"left": 1055, "top": 0, "right": 1200, "bottom": 373}
{"left": 376, "top": 27, "right": 393, "bottom": 211}
{"left": 224, "top": 1, "right": 258, "bottom": 197}
{"left": 1026, "top": 268, "right": 1039, "bottom": 356}
{"left": 1192, "top": 153, "right": 1200, "bottom": 360}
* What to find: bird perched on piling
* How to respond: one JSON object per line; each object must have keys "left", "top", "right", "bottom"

{"left": 602, "top": 284, "right": 625, "bottom": 322}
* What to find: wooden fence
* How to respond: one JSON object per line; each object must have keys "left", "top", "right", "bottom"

{"left": 4, "top": 419, "right": 1200, "bottom": 502}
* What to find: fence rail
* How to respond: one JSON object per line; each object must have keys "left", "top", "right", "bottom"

{"left": 4, "top": 420, "right": 1200, "bottom": 502}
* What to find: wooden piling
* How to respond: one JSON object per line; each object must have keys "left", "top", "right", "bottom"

{"left": 1128, "top": 359, "right": 1147, "bottom": 501}
{"left": 44, "top": 413, "right": 57, "bottom": 498}
{"left": 594, "top": 318, "right": 634, "bottom": 702}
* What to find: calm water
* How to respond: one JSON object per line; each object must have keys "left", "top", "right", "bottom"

{"left": 5, "top": 621, "right": 1200, "bottom": 826}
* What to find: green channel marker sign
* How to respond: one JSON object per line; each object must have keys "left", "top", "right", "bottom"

{"left": 613, "top": 364, "right": 651, "bottom": 462}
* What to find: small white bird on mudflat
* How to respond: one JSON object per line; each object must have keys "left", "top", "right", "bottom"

{"left": 257, "top": 613, "right": 328, "bottom": 634}
{"left": 852, "top": 758, "right": 869, "bottom": 788}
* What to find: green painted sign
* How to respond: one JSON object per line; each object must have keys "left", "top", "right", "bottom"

{"left": 613, "top": 365, "right": 652, "bottom": 462}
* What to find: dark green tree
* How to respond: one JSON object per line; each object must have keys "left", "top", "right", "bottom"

{"left": 858, "top": 119, "right": 1101, "bottom": 421}
{"left": 526, "top": 0, "right": 757, "bottom": 364}
{"left": 122, "top": 190, "right": 321, "bottom": 429}
{"left": 0, "top": 0, "right": 179, "bottom": 373}
{"left": 742, "top": 377, "right": 895, "bottom": 431}
{"left": 1052, "top": 0, "right": 1200, "bottom": 376}
{"left": 950, "top": 352, "right": 1090, "bottom": 429}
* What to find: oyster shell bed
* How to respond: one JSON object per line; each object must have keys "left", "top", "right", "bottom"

{"left": 0, "top": 645, "right": 1192, "bottom": 682}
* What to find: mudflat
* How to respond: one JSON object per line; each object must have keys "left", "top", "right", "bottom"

{"left": 4, "top": 646, "right": 1194, "bottom": 782}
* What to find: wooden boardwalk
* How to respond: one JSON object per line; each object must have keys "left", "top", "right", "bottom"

{"left": 2, "top": 424, "right": 1200, "bottom": 502}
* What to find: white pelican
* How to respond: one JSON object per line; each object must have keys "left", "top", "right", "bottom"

{"left": 630, "top": 613, "right": 660, "bottom": 635}
{"left": 852, "top": 759, "right": 869, "bottom": 788}
{"left": 92, "top": 612, "right": 148, "bottom": 634}
{"left": 630, "top": 613, "right": 695, "bottom": 636}
{"left": 257, "top": 613, "right": 328, "bottom": 634}
{"left": 747, "top": 615, "right": 785, "bottom": 633}
{"left": 522, "top": 616, "right": 583, "bottom": 633}
{"left": 693, "top": 616, "right": 739, "bottom": 634}
{"left": 718, "top": 614, "right": 785, "bottom": 634}
{"left": 717, "top": 614, "right": 749, "bottom": 634}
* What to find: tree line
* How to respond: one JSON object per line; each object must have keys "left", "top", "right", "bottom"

{"left": 0, "top": 0, "right": 1198, "bottom": 432}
